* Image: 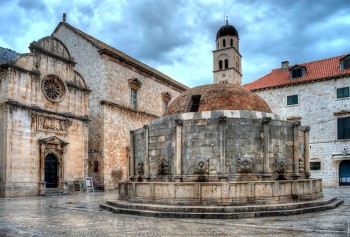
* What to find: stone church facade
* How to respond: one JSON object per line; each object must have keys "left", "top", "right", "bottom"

{"left": 245, "top": 55, "right": 350, "bottom": 187}
{"left": 52, "top": 17, "right": 188, "bottom": 190}
{"left": 0, "top": 15, "right": 187, "bottom": 196}
{"left": 0, "top": 37, "right": 90, "bottom": 197}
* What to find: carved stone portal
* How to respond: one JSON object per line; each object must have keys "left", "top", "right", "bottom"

{"left": 38, "top": 136, "right": 68, "bottom": 195}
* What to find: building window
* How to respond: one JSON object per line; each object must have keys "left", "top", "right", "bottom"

{"left": 190, "top": 95, "right": 201, "bottom": 112}
{"left": 163, "top": 101, "right": 169, "bottom": 112}
{"left": 131, "top": 88, "right": 137, "bottom": 109}
{"left": 291, "top": 68, "right": 304, "bottom": 78}
{"left": 225, "top": 59, "right": 228, "bottom": 69}
{"left": 287, "top": 95, "right": 298, "bottom": 105}
{"left": 310, "top": 161, "right": 321, "bottom": 170}
{"left": 128, "top": 78, "right": 142, "bottom": 110}
{"left": 337, "top": 87, "right": 350, "bottom": 99}
{"left": 161, "top": 92, "right": 171, "bottom": 112}
{"left": 223, "top": 39, "right": 226, "bottom": 47}
{"left": 230, "top": 39, "right": 233, "bottom": 47}
{"left": 340, "top": 55, "right": 350, "bottom": 70}
{"left": 338, "top": 117, "right": 350, "bottom": 139}
{"left": 219, "top": 60, "right": 223, "bottom": 70}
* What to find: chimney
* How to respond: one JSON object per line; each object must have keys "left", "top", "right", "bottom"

{"left": 281, "top": 61, "right": 289, "bottom": 71}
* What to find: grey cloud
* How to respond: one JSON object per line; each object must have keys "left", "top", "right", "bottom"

{"left": 18, "top": 0, "right": 48, "bottom": 11}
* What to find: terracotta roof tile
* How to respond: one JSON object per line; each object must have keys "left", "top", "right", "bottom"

{"left": 243, "top": 54, "right": 350, "bottom": 91}
{"left": 52, "top": 22, "right": 188, "bottom": 91}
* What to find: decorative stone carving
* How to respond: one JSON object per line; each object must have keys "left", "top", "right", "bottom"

{"left": 137, "top": 162, "right": 144, "bottom": 176}
{"left": 33, "top": 113, "right": 72, "bottom": 135}
{"left": 194, "top": 160, "right": 209, "bottom": 174}
{"left": 158, "top": 160, "right": 169, "bottom": 175}
{"left": 237, "top": 157, "right": 253, "bottom": 173}
{"left": 275, "top": 157, "right": 285, "bottom": 173}
{"left": 41, "top": 74, "right": 66, "bottom": 102}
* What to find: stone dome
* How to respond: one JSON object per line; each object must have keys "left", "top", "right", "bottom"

{"left": 164, "top": 83, "right": 272, "bottom": 116}
{"left": 216, "top": 22, "right": 239, "bottom": 40}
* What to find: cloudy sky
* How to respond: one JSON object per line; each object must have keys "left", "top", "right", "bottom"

{"left": 0, "top": 0, "right": 349, "bottom": 87}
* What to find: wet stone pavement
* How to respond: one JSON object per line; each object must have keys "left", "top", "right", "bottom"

{"left": 0, "top": 188, "right": 350, "bottom": 237}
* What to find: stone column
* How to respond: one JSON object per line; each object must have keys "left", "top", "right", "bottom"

{"left": 262, "top": 117, "right": 272, "bottom": 175}
{"left": 304, "top": 126, "right": 310, "bottom": 178}
{"left": 292, "top": 122, "right": 301, "bottom": 178}
{"left": 62, "top": 146, "right": 68, "bottom": 193}
{"left": 174, "top": 119, "right": 183, "bottom": 182}
{"left": 142, "top": 125, "right": 150, "bottom": 181}
{"left": 219, "top": 116, "right": 227, "bottom": 181}
{"left": 39, "top": 143, "right": 46, "bottom": 195}
{"left": 129, "top": 131, "right": 135, "bottom": 181}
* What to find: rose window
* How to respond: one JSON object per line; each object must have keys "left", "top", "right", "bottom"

{"left": 42, "top": 75, "right": 65, "bottom": 102}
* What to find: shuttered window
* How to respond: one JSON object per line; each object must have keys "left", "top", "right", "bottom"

{"left": 338, "top": 117, "right": 350, "bottom": 139}
{"left": 287, "top": 95, "right": 298, "bottom": 105}
{"left": 337, "top": 87, "right": 349, "bottom": 99}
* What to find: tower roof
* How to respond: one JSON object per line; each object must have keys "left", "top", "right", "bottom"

{"left": 216, "top": 20, "right": 239, "bottom": 40}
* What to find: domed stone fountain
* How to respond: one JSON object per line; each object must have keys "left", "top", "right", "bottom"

{"left": 101, "top": 83, "right": 342, "bottom": 218}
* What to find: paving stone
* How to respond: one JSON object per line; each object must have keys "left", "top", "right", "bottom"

{"left": 0, "top": 188, "right": 350, "bottom": 236}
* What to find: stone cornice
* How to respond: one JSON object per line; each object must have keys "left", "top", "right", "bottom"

{"left": 98, "top": 49, "right": 187, "bottom": 92}
{"left": 0, "top": 64, "right": 41, "bottom": 76}
{"left": 29, "top": 43, "right": 76, "bottom": 66}
{"left": 66, "top": 81, "right": 92, "bottom": 93}
{"left": 100, "top": 100, "right": 159, "bottom": 119}
{"left": 5, "top": 99, "right": 89, "bottom": 122}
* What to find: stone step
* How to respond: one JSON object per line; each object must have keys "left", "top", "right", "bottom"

{"left": 100, "top": 198, "right": 343, "bottom": 219}
{"left": 43, "top": 188, "right": 64, "bottom": 196}
{"left": 104, "top": 196, "right": 338, "bottom": 213}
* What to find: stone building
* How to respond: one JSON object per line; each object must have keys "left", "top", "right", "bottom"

{"left": 244, "top": 55, "right": 350, "bottom": 187}
{"left": 0, "top": 37, "right": 90, "bottom": 197}
{"left": 52, "top": 16, "right": 188, "bottom": 190}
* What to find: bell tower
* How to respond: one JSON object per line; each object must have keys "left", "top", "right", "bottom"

{"left": 213, "top": 19, "right": 242, "bottom": 84}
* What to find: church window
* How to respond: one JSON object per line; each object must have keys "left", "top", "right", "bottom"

{"left": 287, "top": 94, "right": 298, "bottom": 105}
{"left": 128, "top": 78, "right": 142, "bottom": 110}
{"left": 337, "top": 87, "right": 350, "bottom": 99}
{"left": 163, "top": 101, "right": 169, "bottom": 112}
{"left": 190, "top": 95, "right": 201, "bottom": 112}
{"left": 219, "top": 60, "right": 223, "bottom": 70}
{"left": 42, "top": 75, "right": 65, "bottom": 102}
{"left": 340, "top": 55, "right": 350, "bottom": 70}
{"left": 223, "top": 39, "right": 226, "bottom": 47}
{"left": 236, "top": 61, "right": 239, "bottom": 69}
{"left": 161, "top": 92, "right": 171, "bottom": 112}
{"left": 338, "top": 116, "right": 350, "bottom": 139}
{"left": 230, "top": 39, "right": 233, "bottom": 47}
{"left": 131, "top": 88, "right": 137, "bottom": 109}
{"left": 225, "top": 59, "right": 228, "bottom": 69}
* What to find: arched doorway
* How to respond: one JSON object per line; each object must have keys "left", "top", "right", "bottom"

{"left": 339, "top": 160, "right": 350, "bottom": 186}
{"left": 45, "top": 154, "right": 58, "bottom": 188}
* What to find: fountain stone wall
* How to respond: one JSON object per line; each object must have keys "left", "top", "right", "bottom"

{"left": 119, "top": 110, "right": 322, "bottom": 205}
